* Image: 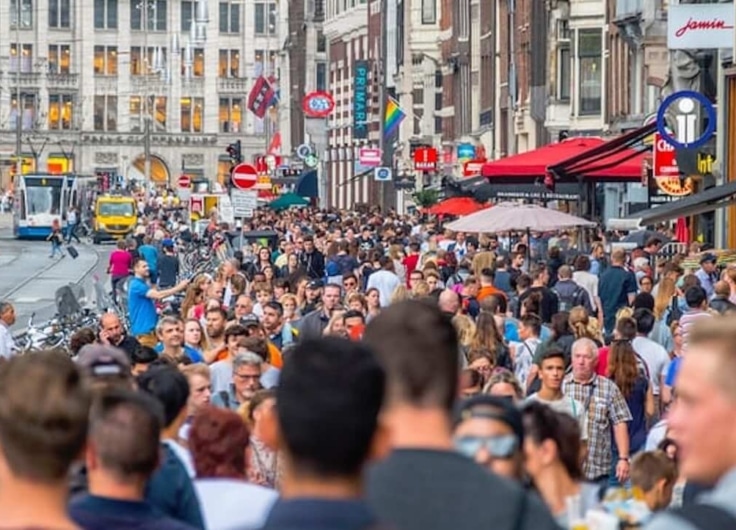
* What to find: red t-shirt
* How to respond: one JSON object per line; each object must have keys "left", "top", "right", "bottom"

{"left": 403, "top": 254, "right": 420, "bottom": 287}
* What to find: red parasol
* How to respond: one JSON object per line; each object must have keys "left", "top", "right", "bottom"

{"left": 426, "top": 197, "right": 488, "bottom": 217}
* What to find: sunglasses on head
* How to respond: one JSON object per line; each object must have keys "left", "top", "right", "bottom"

{"left": 454, "top": 434, "right": 518, "bottom": 459}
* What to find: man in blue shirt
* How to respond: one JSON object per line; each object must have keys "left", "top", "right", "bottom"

{"left": 154, "top": 315, "right": 203, "bottom": 363}
{"left": 128, "top": 258, "right": 189, "bottom": 348}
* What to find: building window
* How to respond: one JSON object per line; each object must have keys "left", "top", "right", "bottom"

{"left": 10, "top": 0, "right": 33, "bottom": 28}
{"left": 578, "top": 28, "right": 601, "bottom": 115}
{"left": 10, "top": 44, "right": 33, "bottom": 73}
{"left": 93, "top": 95, "right": 117, "bottom": 131}
{"left": 49, "top": 0, "right": 71, "bottom": 28}
{"left": 254, "top": 2, "right": 276, "bottom": 35}
{"left": 181, "top": 0, "right": 194, "bottom": 31}
{"left": 316, "top": 31, "right": 326, "bottom": 53}
{"left": 219, "top": 49, "right": 240, "bottom": 77}
{"left": 254, "top": 49, "right": 276, "bottom": 77}
{"left": 129, "top": 96, "right": 143, "bottom": 131}
{"left": 94, "top": 0, "right": 118, "bottom": 28}
{"left": 316, "top": 62, "right": 327, "bottom": 91}
{"left": 130, "top": 46, "right": 167, "bottom": 75}
{"left": 219, "top": 97, "right": 242, "bottom": 132}
{"left": 181, "top": 47, "right": 204, "bottom": 77}
{"left": 558, "top": 44, "right": 570, "bottom": 101}
{"left": 219, "top": 1, "right": 240, "bottom": 34}
{"left": 421, "top": 0, "right": 435, "bottom": 24}
{"left": 131, "top": 96, "right": 168, "bottom": 130}
{"left": 131, "top": 0, "right": 167, "bottom": 31}
{"left": 10, "top": 94, "right": 36, "bottom": 130}
{"left": 93, "top": 46, "right": 118, "bottom": 75}
{"left": 48, "top": 94, "right": 74, "bottom": 130}
{"left": 180, "top": 97, "right": 204, "bottom": 132}
{"left": 48, "top": 45, "right": 71, "bottom": 74}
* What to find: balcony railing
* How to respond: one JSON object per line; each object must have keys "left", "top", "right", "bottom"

{"left": 47, "top": 73, "right": 79, "bottom": 89}
{"left": 217, "top": 77, "right": 248, "bottom": 93}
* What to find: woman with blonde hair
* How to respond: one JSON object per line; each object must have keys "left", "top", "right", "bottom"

{"left": 346, "top": 291, "right": 368, "bottom": 314}
{"left": 391, "top": 283, "right": 411, "bottom": 304}
{"left": 568, "top": 307, "right": 601, "bottom": 344}
{"left": 452, "top": 314, "right": 477, "bottom": 352}
{"left": 651, "top": 277, "right": 677, "bottom": 351}
{"left": 322, "top": 310, "right": 347, "bottom": 337}
{"left": 278, "top": 293, "right": 300, "bottom": 323}
{"left": 388, "top": 244, "right": 406, "bottom": 284}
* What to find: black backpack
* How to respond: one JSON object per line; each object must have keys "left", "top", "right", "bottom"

{"left": 552, "top": 285, "right": 587, "bottom": 313}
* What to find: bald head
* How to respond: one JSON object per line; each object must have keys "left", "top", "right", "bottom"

{"left": 438, "top": 289, "right": 461, "bottom": 315}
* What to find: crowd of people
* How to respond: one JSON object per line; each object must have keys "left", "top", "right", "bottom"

{"left": 0, "top": 204, "right": 735, "bottom": 530}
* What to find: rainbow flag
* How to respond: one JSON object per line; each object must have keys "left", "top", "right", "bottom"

{"left": 383, "top": 96, "right": 406, "bottom": 139}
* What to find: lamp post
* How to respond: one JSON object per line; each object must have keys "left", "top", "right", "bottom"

{"left": 14, "top": 0, "right": 22, "bottom": 178}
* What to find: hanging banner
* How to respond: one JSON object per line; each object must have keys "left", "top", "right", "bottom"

{"left": 247, "top": 76, "right": 275, "bottom": 119}
{"left": 353, "top": 60, "right": 370, "bottom": 139}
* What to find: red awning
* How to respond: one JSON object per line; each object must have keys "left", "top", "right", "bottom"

{"left": 425, "top": 197, "right": 488, "bottom": 216}
{"left": 481, "top": 137, "right": 646, "bottom": 181}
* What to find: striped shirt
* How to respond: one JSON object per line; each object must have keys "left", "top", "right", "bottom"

{"left": 679, "top": 309, "right": 712, "bottom": 349}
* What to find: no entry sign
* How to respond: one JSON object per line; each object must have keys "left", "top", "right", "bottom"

{"left": 231, "top": 163, "right": 258, "bottom": 190}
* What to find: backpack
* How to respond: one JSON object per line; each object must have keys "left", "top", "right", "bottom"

{"left": 553, "top": 285, "right": 587, "bottom": 313}
{"left": 670, "top": 504, "right": 736, "bottom": 530}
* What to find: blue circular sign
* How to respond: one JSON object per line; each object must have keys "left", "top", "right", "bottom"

{"left": 656, "top": 90, "right": 716, "bottom": 150}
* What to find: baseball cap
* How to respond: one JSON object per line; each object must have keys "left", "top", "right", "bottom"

{"left": 700, "top": 252, "right": 717, "bottom": 264}
{"left": 76, "top": 344, "right": 131, "bottom": 377}
{"left": 307, "top": 279, "right": 324, "bottom": 290}
{"left": 162, "top": 238, "right": 175, "bottom": 248}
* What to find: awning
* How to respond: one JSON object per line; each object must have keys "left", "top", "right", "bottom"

{"left": 625, "top": 181, "right": 736, "bottom": 226}
{"left": 549, "top": 122, "right": 656, "bottom": 179}
{"left": 481, "top": 125, "right": 652, "bottom": 182}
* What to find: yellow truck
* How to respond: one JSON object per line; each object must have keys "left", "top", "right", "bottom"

{"left": 92, "top": 195, "right": 138, "bottom": 244}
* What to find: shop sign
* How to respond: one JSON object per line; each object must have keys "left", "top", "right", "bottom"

{"left": 668, "top": 3, "right": 734, "bottom": 50}
{"left": 353, "top": 60, "right": 370, "bottom": 139}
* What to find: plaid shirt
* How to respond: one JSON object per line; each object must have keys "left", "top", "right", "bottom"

{"left": 563, "top": 374, "right": 632, "bottom": 480}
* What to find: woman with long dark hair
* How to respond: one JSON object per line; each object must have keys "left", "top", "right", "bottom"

{"left": 606, "top": 318, "right": 655, "bottom": 485}
{"left": 522, "top": 402, "right": 601, "bottom": 527}
{"left": 471, "top": 312, "right": 511, "bottom": 370}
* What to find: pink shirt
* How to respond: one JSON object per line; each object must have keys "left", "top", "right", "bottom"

{"left": 109, "top": 250, "right": 132, "bottom": 277}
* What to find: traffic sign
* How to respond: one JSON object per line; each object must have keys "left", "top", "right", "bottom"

{"left": 177, "top": 175, "right": 191, "bottom": 188}
{"left": 414, "top": 147, "right": 438, "bottom": 171}
{"left": 231, "top": 163, "right": 258, "bottom": 190}
{"left": 296, "top": 143, "right": 313, "bottom": 160}
{"left": 656, "top": 90, "right": 716, "bottom": 150}
{"left": 374, "top": 167, "right": 392, "bottom": 181}
{"left": 302, "top": 91, "right": 335, "bottom": 118}
{"left": 652, "top": 133, "right": 679, "bottom": 178}
{"left": 231, "top": 189, "right": 258, "bottom": 218}
{"left": 359, "top": 148, "right": 382, "bottom": 167}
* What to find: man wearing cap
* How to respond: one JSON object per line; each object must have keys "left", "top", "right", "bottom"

{"left": 76, "top": 344, "right": 133, "bottom": 388}
{"left": 301, "top": 280, "right": 323, "bottom": 315}
{"left": 157, "top": 238, "right": 180, "bottom": 290}
{"left": 695, "top": 253, "right": 718, "bottom": 299}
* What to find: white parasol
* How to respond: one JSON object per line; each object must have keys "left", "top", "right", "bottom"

{"left": 445, "top": 201, "right": 596, "bottom": 233}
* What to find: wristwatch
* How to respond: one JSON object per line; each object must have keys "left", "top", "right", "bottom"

{"left": 619, "top": 457, "right": 630, "bottom": 462}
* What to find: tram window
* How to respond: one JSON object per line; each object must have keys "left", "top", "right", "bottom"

{"left": 20, "top": 192, "right": 26, "bottom": 218}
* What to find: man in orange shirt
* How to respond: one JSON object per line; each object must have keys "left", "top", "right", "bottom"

{"left": 476, "top": 268, "right": 507, "bottom": 303}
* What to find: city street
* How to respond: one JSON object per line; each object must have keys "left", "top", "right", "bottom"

{"left": 0, "top": 214, "right": 111, "bottom": 333}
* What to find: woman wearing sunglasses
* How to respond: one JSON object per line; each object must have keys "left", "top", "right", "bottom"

{"left": 452, "top": 395, "right": 525, "bottom": 481}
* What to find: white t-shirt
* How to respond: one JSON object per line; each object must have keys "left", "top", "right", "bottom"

{"left": 195, "top": 478, "right": 278, "bottom": 530}
{"left": 632, "top": 336, "right": 670, "bottom": 396}
{"left": 0, "top": 322, "right": 16, "bottom": 359}
{"left": 526, "top": 393, "right": 589, "bottom": 442}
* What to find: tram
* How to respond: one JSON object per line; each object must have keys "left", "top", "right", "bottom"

{"left": 12, "top": 173, "right": 78, "bottom": 239}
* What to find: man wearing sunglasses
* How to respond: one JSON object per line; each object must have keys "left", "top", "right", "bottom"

{"left": 453, "top": 395, "right": 525, "bottom": 482}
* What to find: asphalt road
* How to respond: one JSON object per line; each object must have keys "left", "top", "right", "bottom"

{"left": 0, "top": 214, "right": 112, "bottom": 332}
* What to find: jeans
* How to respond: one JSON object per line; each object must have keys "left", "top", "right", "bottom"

{"left": 66, "top": 223, "right": 81, "bottom": 243}
{"left": 50, "top": 241, "right": 63, "bottom": 258}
